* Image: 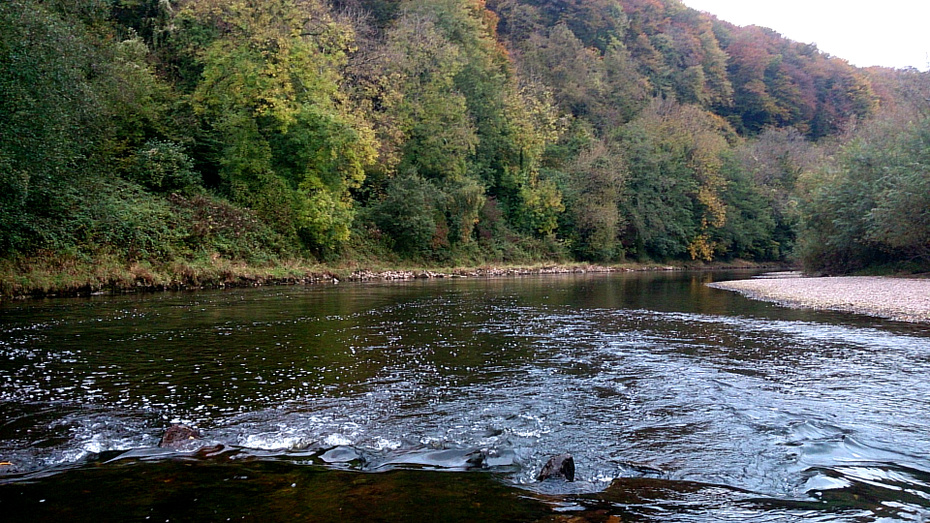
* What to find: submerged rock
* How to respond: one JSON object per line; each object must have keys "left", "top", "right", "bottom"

{"left": 159, "top": 424, "right": 201, "bottom": 449}
{"left": 320, "top": 446, "right": 365, "bottom": 465}
{"left": 537, "top": 453, "right": 575, "bottom": 482}
{"left": 484, "top": 449, "right": 517, "bottom": 468}
{"left": 380, "top": 448, "right": 489, "bottom": 470}
{"left": 0, "top": 461, "right": 19, "bottom": 475}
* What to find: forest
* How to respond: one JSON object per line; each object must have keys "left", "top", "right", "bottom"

{"left": 2, "top": 0, "right": 929, "bottom": 292}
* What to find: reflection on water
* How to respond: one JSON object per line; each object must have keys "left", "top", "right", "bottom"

{"left": 2, "top": 271, "right": 930, "bottom": 521}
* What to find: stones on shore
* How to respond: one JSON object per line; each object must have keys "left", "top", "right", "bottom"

{"left": 349, "top": 269, "right": 450, "bottom": 281}
{"left": 348, "top": 265, "right": 633, "bottom": 282}
{"left": 708, "top": 275, "right": 930, "bottom": 323}
{"left": 538, "top": 453, "right": 575, "bottom": 482}
{"left": 752, "top": 271, "right": 803, "bottom": 279}
{"left": 159, "top": 424, "right": 201, "bottom": 449}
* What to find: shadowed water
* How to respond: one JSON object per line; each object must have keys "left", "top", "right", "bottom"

{"left": 2, "top": 271, "right": 930, "bottom": 521}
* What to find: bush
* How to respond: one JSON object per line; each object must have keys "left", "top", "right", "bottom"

{"left": 78, "top": 179, "right": 183, "bottom": 260}
{"left": 370, "top": 173, "right": 440, "bottom": 255}
{"left": 169, "top": 193, "right": 288, "bottom": 262}
{"left": 131, "top": 140, "right": 200, "bottom": 193}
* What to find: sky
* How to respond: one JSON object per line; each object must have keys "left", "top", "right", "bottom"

{"left": 681, "top": 0, "right": 930, "bottom": 71}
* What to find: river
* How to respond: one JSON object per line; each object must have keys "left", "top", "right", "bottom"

{"left": 2, "top": 271, "right": 929, "bottom": 521}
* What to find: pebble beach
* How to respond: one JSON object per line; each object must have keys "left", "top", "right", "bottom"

{"left": 709, "top": 274, "right": 930, "bottom": 323}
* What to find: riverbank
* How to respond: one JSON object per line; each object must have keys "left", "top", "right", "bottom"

{"left": 709, "top": 275, "right": 930, "bottom": 323}
{"left": 0, "top": 252, "right": 778, "bottom": 301}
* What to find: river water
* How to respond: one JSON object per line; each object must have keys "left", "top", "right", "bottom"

{"left": 2, "top": 271, "right": 929, "bottom": 521}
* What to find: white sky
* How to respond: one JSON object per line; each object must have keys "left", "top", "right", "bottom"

{"left": 681, "top": 0, "right": 930, "bottom": 71}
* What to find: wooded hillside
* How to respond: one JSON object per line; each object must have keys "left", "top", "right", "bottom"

{"left": 2, "top": 0, "right": 926, "bottom": 281}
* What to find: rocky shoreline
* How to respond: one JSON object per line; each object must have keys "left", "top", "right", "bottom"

{"left": 709, "top": 274, "right": 930, "bottom": 323}
{"left": 0, "top": 258, "right": 778, "bottom": 301}
{"left": 346, "top": 264, "right": 635, "bottom": 281}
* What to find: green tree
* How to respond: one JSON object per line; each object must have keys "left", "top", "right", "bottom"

{"left": 615, "top": 100, "right": 734, "bottom": 260}
{"left": 374, "top": 0, "right": 565, "bottom": 247}
{"left": 798, "top": 112, "right": 897, "bottom": 273}
{"left": 734, "top": 127, "right": 823, "bottom": 259}
{"left": 800, "top": 84, "right": 930, "bottom": 274}
{"left": 131, "top": 140, "right": 200, "bottom": 193}
{"left": 0, "top": 0, "right": 110, "bottom": 252}
{"left": 616, "top": 104, "right": 699, "bottom": 258}
{"left": 715, "top": 155, "right": 778, "bottom": 260}
{"left": 188, "top": 0, "right": 377, "bottom": 255}
{"left": 560, "top": 139, "right": 627, "bottom": 261}
{"left": 370, "top": 171, "right": 490, "bottom": 255}
{"left": 383, "top": 9, "right": 477, "bottom": 182}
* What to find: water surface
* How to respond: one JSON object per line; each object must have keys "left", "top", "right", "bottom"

{"left": 2, "top": 271, "right": 929, "bottom": 521}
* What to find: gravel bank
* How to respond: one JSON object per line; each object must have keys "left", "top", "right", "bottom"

{"left": 708, "top": 275, "right": 930, "bottom": 323}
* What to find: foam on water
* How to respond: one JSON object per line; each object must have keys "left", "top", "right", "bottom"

{"left": 322, "top": 433, "right": 355, "bottom": 447}
{"left": 239, "top": 432, "right": 315, "bottom": 451}
{"left": 4, "top": 275, "right": 930, "bottom": 520}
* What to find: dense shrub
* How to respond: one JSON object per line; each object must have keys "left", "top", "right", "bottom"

{"left": 131, "top": 141, "right": 200, "bottom": 193}
{"left": 370, "top": 173, "right": 440, "bottom": 255}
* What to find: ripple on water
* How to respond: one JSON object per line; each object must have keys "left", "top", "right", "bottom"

{"left": 3, "top": 279, "right": 930, "bottom": 521}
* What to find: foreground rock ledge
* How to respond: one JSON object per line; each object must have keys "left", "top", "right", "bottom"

{"left": 708, "top": 276, "right": 930, "bottom": 323}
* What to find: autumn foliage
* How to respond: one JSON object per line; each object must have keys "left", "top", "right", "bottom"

{"left": 0, "top": 0, "right": 922, "bottom": 273}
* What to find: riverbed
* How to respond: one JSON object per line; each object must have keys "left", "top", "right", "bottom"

{"left": 709, "top": 274, "right": 930, "bottom": 323}
{"left": 2, "top": 271, "right": 929, "bottom": 521}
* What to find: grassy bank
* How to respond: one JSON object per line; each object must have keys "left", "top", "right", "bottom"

{"left": 0, "top": 253, "right": 333, "bottom": 299}
{"left": 0, "top": 252, "right": 783, "bottom": 301}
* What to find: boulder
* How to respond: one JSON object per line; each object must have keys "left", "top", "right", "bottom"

{"left": 537, "top": 453, "right": 575, "bottom": 482}
{"left": 159, "top": 424, "right": 201, "bottom": 449}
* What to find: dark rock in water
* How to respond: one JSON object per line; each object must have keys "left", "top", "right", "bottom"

{"left": 537, "top": 453, "right": 574, "bottom": 482}
{"left": 465, "top": 449, "right": 488, "bottom": 468}
{"left": 159, "top": 424, "right": 201, "bottom": 449}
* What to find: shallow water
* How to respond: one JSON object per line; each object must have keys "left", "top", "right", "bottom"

{"left": 2, "top": 271, "right": 930, "bottom": 521}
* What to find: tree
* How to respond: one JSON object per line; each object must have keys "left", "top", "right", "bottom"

{"left": 518, "top": 24, "right": 644, "bottom": 128}
{"left": 188, "top": 0, "right": 377, "bottom": 255}
{"left": 492, "top": 0, "right": 629, "bottom": 52}
{"left": 716, "top": 22, "right": 876, "bottom": 138}
{"left": 715, "top": 155, "right": 778, "bottom": 260}
{"left": 560, "top": 139, "right": 627, "bottom": 261}
{"left": 616, "top": 99, "right": 735, "bottom": 260}
{"left": 734, "top": 127, "right": 823, "bottom": 258}
{"left": 370, "top": 173, "right": 439, "bottom": 254}
{"left": 0, "top": 0, "right": 166, "bottom": 253}
{"left": 616, "top": 102, "right": 699, "bottom": 259}
{"left": 797, "top": 102, "right": 923, "bottom": 274}
{"left": 382, "top": 9, "right": 477, "bottom": 182}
